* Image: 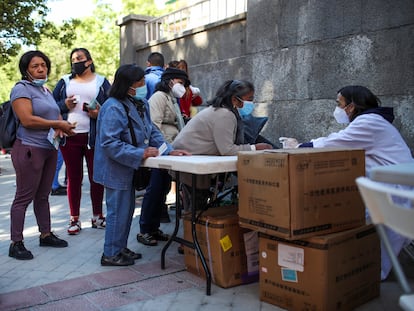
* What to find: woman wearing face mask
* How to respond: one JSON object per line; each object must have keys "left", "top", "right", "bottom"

{"left": 9, "top": 50, "right": 76, "bottom": 260}
{"left": 137, "top": 68, "right": 191, "bottom": 246}
{"left": 172, "top": 79, "right": 273, "bottom": 155}
{"left": 94, "top": 64, "right": 190, "bottom": 265}
{"left": 168, "top": 59, "right": 203, "bottom": 121}
{"left": 171, "top": 79, "right": 273, "bottom": 253}
{"left": 53, "top": 48, "right": 111, "bottom": 235}
{"left": 294, "top": 85, "right": 413, "bottom": 281}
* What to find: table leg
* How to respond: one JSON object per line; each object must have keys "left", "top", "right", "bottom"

{"left": 161, "top": 172, "right": 181, "bottom": 269}
{"left": 160, "top": 172, "right": 212, "bottom": 295}
{"left": 191, "top": 174, "right": 212, "bottom": 295}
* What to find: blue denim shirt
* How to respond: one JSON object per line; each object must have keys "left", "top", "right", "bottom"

{"left": 93, "top": 97, "right": 172, "bottom": 190}
{"left": 144, "top": 66, "right": 164, "bottom": 99}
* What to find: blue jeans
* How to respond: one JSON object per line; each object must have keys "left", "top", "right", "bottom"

{"left": 139, "top": 169, "right": 171, "bottom": 234}
{"left": 104, "top": 186, "right": 135, "bottom": 257}
{"left": 52, "top": 149, "right": 64, "bottom": 190}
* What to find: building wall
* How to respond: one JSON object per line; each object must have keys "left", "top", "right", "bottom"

{"left": 119, "top": 0, "right": 414, "bottom": 154}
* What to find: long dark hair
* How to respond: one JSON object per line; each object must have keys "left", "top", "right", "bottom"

{"left": 109, "top": 64, "right": 145, "bottom": 100}
{"left": 338, "top": 85, "right": 380, "bottom": 122}
{"left": 154, "top": 79, "right": 171, "bottom": 93}
{"left": 19, "top": 50, "right": 51, "bottom": 80}
{"left": 209, "top": 80, "right": 255, "bottom": 145}
{"left": 209, "top": 80, "right": 254, "bottom": 111}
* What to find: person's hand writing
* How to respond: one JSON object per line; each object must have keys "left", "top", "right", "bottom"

{"left": 169, "top": 149, "right": 192, "bottom": 156}
{"left": 143, "top": 147, "right": 159, "bottom": 159}
{"left": 255, "top": 143, "right": 273, "bottom": 150}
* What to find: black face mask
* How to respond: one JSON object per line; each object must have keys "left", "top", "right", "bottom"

{"left": 71, "top": 60, "right": 89, "bottom": 76}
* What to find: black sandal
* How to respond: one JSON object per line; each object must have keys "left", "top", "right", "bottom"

{"left": 137, "top": 233, "right": 158, "bottom": 246}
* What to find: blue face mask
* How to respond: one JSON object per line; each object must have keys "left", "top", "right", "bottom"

{"left": 26, "top": 71, "right": 48, "bottom": 87}
{"left": 31, "top": 77, "right": 48, "bottom": 87}
{"left": 131, "top": 85, "right": 147, "bottom": 101}
{"left": 237, "top": 100, "right": 255, "bottom": 116}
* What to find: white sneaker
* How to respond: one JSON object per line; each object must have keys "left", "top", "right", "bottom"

{"left": 91, "top": 216, "right": 106, "bottom": 229}
{"left": 68, "top": 220, "right": 81, "bottom": 235}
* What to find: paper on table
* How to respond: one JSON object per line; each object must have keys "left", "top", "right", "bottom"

{"left": 158, "top": 142, "right": 167, "bottom": 156}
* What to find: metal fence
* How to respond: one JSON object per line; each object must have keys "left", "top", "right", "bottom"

{"left": 145, "top": 0, "right": 247, "bottom": 42}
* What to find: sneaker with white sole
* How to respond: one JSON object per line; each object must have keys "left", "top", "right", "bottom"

{"left": 68, "top": 220, "right": 81, "bottom": 235}
{"left": 92, "top": 216, "right": 106, "bottom": 229}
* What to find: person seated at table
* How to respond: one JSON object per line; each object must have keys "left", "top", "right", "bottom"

{"left": 172, "top": 79, "right": 273, "bottom": 155}
{"left": 283, "top": 85, "right": 413, "bottom": 281}
{"left": 172, "top": 79, "right": 273, "bottom": 253}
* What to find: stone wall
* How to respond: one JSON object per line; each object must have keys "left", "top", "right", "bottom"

{"left": 118, "top": 0, "right": 414, "bottom": 153}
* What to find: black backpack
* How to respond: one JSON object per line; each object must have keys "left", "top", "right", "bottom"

{"left": 0, "top": 101, "right": 18, "bottom": 149}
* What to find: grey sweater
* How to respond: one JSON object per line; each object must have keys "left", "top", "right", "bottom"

{"left": 172, "top": 106, "right": 252, "bottom": 155}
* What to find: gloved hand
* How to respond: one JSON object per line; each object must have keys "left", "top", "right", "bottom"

{"left": 278, "top": 137, "right": 299, "bottom": 149}
{"left": 189, "top": 85, "right": 200, "bottom": 95}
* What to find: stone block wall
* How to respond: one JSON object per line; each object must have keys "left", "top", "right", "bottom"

{"left": 118, "top": 0, "right": 414, "bottom": 153}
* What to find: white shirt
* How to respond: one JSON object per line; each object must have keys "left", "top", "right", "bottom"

{"left": 66, "top": 77, "right": 97, "bottom": 133}
{"left": 311, "top": 113, "right": 413, "bottom": 175}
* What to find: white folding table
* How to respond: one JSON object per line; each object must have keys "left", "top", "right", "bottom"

{"left": 142, "top": 155, "right": 238, "bottom": 295}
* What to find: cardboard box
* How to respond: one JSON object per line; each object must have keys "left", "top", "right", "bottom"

{"left": 237, "top": 148, "right": 366, "bottom": 240}
{"left": 259, "top": 225, "right": 380, "bottom": 311}
{"left": 183, "top": 207, "right": 259, "bottom": 288}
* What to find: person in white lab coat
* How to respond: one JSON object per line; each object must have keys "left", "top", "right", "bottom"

{"left": 294, "top": 85, "right": 414, "bottom": 280}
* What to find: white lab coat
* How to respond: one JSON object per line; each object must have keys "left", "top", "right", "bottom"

{"left": 309, "top": 111, "right": 414, "bottom": 280}
{"left": 311, "top": 113, "right": 413, "bottom": 174}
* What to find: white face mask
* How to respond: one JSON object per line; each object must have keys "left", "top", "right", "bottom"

{"left": 171, "top": 83, "right": 186, "bottom": 98}
{"left": 333, "top": 106, "right": 350, "bottom": 124}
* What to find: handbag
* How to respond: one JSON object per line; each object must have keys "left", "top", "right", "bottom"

{"left": 133, "top": 167, "right": 151, "bottom": 191}
{"left": 121, "top": 102, "right": 151, "bottom": 191}
{"left": 0, "top": 101, "right": 18, "bottom": 149}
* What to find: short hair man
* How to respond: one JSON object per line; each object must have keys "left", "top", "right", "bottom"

{"left": 145, "top": 52, "right": 165, "bottom": 99}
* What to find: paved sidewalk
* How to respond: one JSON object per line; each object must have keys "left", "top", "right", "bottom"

{"left": 0, "top": 154, "right": 412, "bottom": 310}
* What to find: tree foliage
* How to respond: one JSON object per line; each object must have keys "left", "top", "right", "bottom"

{"left": 0, "top": 0, "right": 177, "bottom": 102}
{"left": 0, "top": 0, "right": 78, "bottom": 63}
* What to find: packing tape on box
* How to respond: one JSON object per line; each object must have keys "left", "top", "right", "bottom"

{"left": 205, "top": 219, "right": 216, "bottom": 284}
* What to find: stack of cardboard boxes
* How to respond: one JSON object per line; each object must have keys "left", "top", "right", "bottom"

{"left": 183, "top": 206, "right": 259, "bottom": 288}
{"left": 237, "top": 148, "right": 381, "bottom": 311}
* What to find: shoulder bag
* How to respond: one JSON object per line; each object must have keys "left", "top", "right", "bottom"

{"left": 121, "top": 102, "right": 151, "bottom": 191}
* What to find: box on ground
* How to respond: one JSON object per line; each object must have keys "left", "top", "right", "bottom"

{"left": 183, "top": 206, "right": 259, "bottom": 288}
{"left": 259, "top": 225, "right": 380, "bottom": 311}
{"left": 238, "top": 148, "right": 366, "bottom": 240}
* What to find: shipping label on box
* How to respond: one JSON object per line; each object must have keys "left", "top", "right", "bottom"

{"left": 259, "top": 225, "right": 380, "bottom": 311}
{"left": 238, "top": 148, "right": 366, "bottom": 239}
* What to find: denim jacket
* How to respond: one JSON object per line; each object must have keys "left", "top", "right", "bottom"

{"left": 52, "top": 74, "right": 111, "bottom": 147}
{"left": 93, "top": 97, "right": 172, "bottom": 190}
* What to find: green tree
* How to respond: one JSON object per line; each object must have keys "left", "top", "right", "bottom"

{"left": 0, "top": 0, "right": 80, "bottom": 102}
{"left": 0, "top": 0, "right": 176, "bottom": 102}
{"left": 0, "top": 0, "right": 78, "bottom": 63}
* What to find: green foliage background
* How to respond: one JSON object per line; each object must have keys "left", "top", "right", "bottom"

{"left": 0, "top": 0, "right": 180, "bottom": 103}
